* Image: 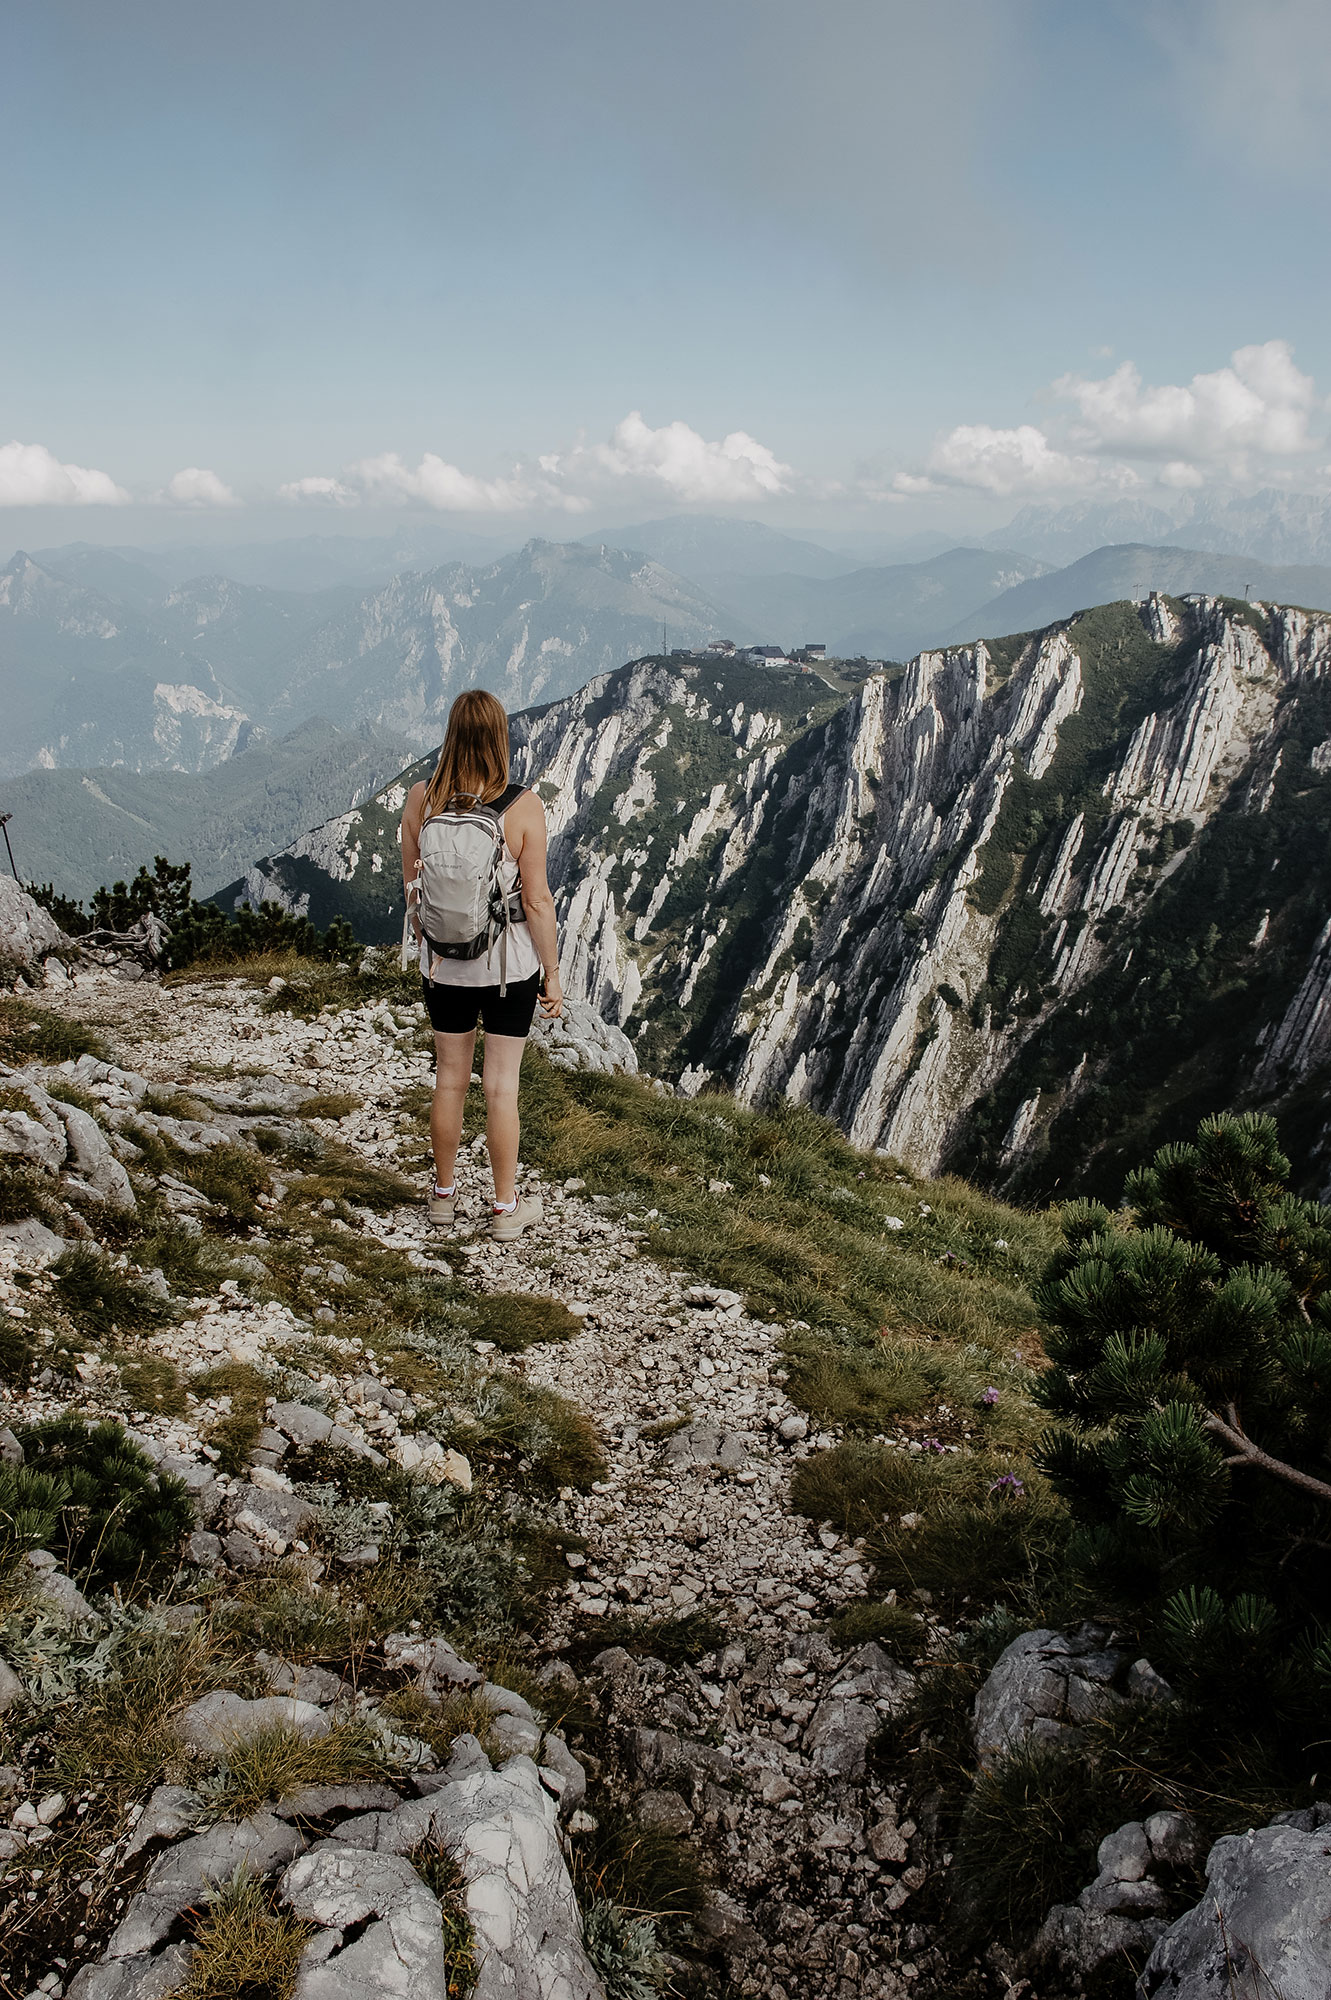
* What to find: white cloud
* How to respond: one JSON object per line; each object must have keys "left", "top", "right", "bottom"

{"left": 896, "top": 423, "right": 1132, "bottom": 499}
{"left": 351, "top": 452, "right": 564, "bottom": 513}
{"left": 580, "top": 412, "right": 794, "bottom": 505}
{"left": 280, "top": 412, "right": 794, "bottom": 514}
{"left": 0, "top": 440, "right": 129, "bottom": 506}
{"left": 1054, "top": 341, "right": 1321, "bottom": 464}
{"left": 277, "top": 474, "right": 357, "bottom": 505}
{"left": 893, "top": 341, "right": 1327, "bottom": 502}
{"left": 166, "top": 466, "right": 240, "bottom": 508}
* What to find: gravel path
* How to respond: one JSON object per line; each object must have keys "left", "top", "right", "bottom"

{"left": 68, "top": 972, "right": 872, "bottom": 1641}
{"left": 29, "top": 971, "right": 940, "bottom": 2000}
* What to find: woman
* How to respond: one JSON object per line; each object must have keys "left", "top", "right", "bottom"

{"left": 400, "top": 690, "right": 563, "bottom": 1241}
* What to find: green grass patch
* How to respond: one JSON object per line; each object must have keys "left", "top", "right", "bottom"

{"left": 177, "top": 1869, "right": 315, "bottom": 2000}
{"left": 791, "top": 1439, "right": 1068, "bottom": 1614}
{"left": 0, "top": 1163, "right": 63, "bottom": 1227}
{"left": 569, "top": 1608, "right": 727, "bottom": 1669}
{"left": 954, "top": 1741, "right": 1126, "bottom": 1943}
{"left": 206, "top": 1718, "right": 392, "bottom": 1817}
{"left": 0, "top": 995, "right": 107, "bottom": 1065}
{"left": 568, "top": 1798, "right": 707, "bottom": 1924}
{"left": 118, "top": 1353, "right": 187, "bottom": 1416}
{"left": 406, "top": 1840, "right": 480, "bottom": 1998}
{"left": 469, "top": 1292, "right": 583, "bottom": 1352}
{"left": 299, "top": 1091, "right": 362, "bottom": 1120}
{"left": 292, "top": 1139, "right": 417, "bottom": 1212}
{"left": 182, "top": 1143, "right": 271, "bottom": 1228}
{"left": 827, "top": 1600, "right": 930, "bottom": 1662}
{"left": 51, "top": 1245, "right": 172, "bottom": 1336}
{"left": 516, "top": 1053, "right": 1052, "bottom": 1357}
{"left": 193, "top": 1359, "right": 271, "bottom": 1474}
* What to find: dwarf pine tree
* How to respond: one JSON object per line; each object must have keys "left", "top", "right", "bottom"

{"left": 1034, "top": 1113, "right": 1331, "bottom": 1716}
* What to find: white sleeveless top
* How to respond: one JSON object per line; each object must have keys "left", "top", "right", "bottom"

{"left": 417, "top": 796, "right": 541, "bottom": 988}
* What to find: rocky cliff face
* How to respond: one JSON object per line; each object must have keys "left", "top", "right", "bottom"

{"left": 231, "top": 594, "right": 1331, "bottom": 1198}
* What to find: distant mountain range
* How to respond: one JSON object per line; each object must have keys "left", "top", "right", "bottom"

{"left": 5, "top": 717, "right": 412, "bottom": 901}
{"left": 580, "top": 514, "right": 854, "bottom": 580}
{"left": 944, "top": 544, "right": 1331, "bottom": 646}
{"left": 702, "top": 546, "right": 1052, "bottom": 658}
{"left": 988, "top": 490, "right": 1331, "bottom": 570}
{"left": 0, "top": 540, "right": 728, "bottom": 780}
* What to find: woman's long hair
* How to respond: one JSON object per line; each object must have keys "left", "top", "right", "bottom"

{"left": 421, "top": 690, "right": 511, "bottom": 818}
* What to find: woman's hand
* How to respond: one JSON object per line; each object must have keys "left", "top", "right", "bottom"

{"left": 539, "top": 971, "right": 564, "bottom": 1019}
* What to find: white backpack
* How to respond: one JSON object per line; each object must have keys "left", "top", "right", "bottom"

{"left": 403, "top": 784, "right": 526, "bottom": 993}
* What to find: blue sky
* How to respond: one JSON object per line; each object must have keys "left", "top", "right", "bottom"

{"left": 4, "top": 0, "right": 1330, "bottom": 544}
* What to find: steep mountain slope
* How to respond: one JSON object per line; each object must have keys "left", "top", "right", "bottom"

{"left": 235, "top": 596, "right": 1331, "bottom": 1197}
{"left": 947, "top": 543, "right": 1331, "bottom": 644}
{"left": 704, "top": 546, "right": 1050, "bottom": 656}
{"left": 268, "top": 538, "right": 730, "bottom": 746}
{"left": 5, "top": 717, "right": 412, "bottom": 900}
{"left": 223, "top": 657, "right": 845, "bottom": 945}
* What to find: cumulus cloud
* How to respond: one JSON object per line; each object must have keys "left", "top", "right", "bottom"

{"left": 280, "top": 412, "right": 794, "bottom": 513}
{"left": 0, "top": 440, "right": 129, "bottom": 506}
{"left": 277, "top": 474, "right": 357, "bottom": 505}
{"left": 579, "top": 412, "right": 794, "bottom": 505}
{"left": 166, "top": 466, "right": 240, "bottom": 508}
{"left": 895, "top": 423, "right": 1131, "bottom": 499}
{"left": 894, "top": 340, "right": 1327, "bottom": 500}
{"left": 350, "top": 452, "right": 561, "bottom": 513}
{"left": 1054, "top": 341, "right": 1321, "bottom": 464}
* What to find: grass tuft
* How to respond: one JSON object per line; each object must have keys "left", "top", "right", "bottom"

{"left": 52, "top": 1246, "right": 173, "bottom": 1336}
{"left": 468, "top": 1292, "right": 583, "bottom": 1352}
{"left": 827, "top": 1600, "right": 930, "bottom": 1662}
{"left": 406, "top": 1840, "right": 479, "bottom": 1998}
{"left": 206, "top": 1719, "right": 392, "bottom": 1817}
{"left": 568, "top": 1799, "right": 707, "bottom": 1925}
{"left": 0, "top": 995, "right": 107, "bottom": 1065}
{"left": 178, "top": 1867, "right": 316, "bottom": 2000}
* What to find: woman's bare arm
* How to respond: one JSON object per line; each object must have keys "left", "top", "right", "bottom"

{"left": 508, "top": 792, "right": 563, "bottom": 1017}
{"left": 400, "top": 782, "right": 426, "bottom": 937}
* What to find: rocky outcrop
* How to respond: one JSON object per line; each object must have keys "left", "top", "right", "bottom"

{"left": 0, "top": 876, "right": 70, "bottom": 976}
{"left": 1036, "top": 1813, "right": 1197, "bottom": 1986}
{"left": 970, "top": 1624, "right": 1167, "bottom": 1767}
{"left": 1138, "top": 1806, "right": 1331, "bottom": 2000}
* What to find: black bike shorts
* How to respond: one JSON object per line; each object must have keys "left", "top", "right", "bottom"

{"left": 421, "top": 971, "right": 540, "bottom": 1039}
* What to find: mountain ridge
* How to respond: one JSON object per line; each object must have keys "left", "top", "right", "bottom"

{"left": 228, "top": 594, "right": 1331, "bottom": 1199}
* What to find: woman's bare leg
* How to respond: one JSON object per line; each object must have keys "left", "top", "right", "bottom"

{"left": 431, "top": 1030, "right": 475, "bottom": 1190}
{"left": 482, "top": 1032, "right": 526, "bottom": 1206}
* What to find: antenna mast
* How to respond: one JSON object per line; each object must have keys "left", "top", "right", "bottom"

{"left": 0, "top": 813, "right": 17, "bottom": 881}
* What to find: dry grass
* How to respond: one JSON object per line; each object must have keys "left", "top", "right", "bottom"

{"left": 207, "top": 1718, "right": 393, "bottom": 1817}
{"left": 177, "top": 1869, "right": 316, "bottom": 2000}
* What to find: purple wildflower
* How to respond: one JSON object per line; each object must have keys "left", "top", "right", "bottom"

{"left": 981, "top": 1386, "right": 1000, "bottom": 1407}
{"left": 989, "top": 1473, "right": 1025, "bottom": 1498}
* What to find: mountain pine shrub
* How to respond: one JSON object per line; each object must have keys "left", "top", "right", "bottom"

{"left": 31, "top": 854, "right": 359, "bottom": 970}
{"left": 1034, "top": 1112, "right": 1331, "bottom": 1739}
{"left": 16, "top": 1418, "right": 194, "bottom": 1587}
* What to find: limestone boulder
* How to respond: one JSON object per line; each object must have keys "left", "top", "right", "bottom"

{"left": 0, "top": 877, "right": 68, "bottom": 973}
{"left": 1138, "top": 1811, "right": 1331, "bottom": 2000}
{"left": 282, "top": 1844, "right": 447, "bottom": 2000}
{"left": 972, "top": 1624, "right": 1128, "bottom": 1766}
{"left": 530, "top": 998, "right": 637, "bottom": 1077}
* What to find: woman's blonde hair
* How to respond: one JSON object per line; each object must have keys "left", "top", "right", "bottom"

{"left": 422, "top": 690, "right": 510, "bottom": 818}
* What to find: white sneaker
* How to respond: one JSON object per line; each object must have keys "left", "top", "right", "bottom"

{"left": 490, "top": 1191, "right": 544, "bottom": 1241}
{"left": 427, "top": 1187, "right": 456, "bottom": 1227}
